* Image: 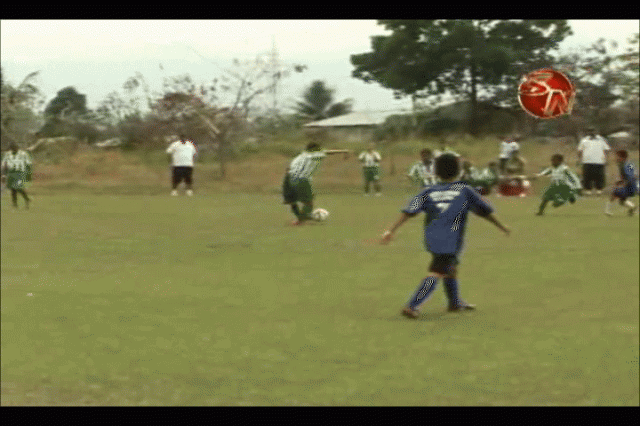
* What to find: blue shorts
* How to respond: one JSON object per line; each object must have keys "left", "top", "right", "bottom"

{"left": 613, "top": 185, "right": 637, "bottom": 201}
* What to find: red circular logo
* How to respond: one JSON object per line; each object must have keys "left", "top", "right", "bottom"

{"left": 518, "top": 68, "right": 575, "bottom": 119}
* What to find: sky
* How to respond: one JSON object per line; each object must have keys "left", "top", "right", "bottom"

{"left": 1, "top": 19, "right": 638, "bottom": 114}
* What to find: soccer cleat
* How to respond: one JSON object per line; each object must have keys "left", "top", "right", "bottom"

{"left": 448, "top": 302, "right": 476, "bottom": 312}
{"left": 596, "top": 190, "right": 602, "bottom": 196}
{"left": 604, "top": 210, "right": 613, "bottom": 216}
{"left": 535, "top": 211, "right": 544, "bottom": 216}
{"left": 171, "top": 190, "right": 179, "bottom": 196}
{"left": 628, "top": 205, "right": 638, "bottom": 216}
{"left": 401, "top": 306, "right": 420, "bottom": 319}
{"left": 375, "top": 192, "right": 382, "bottom": 197}
{"left": 186, "top": 190, "right": 193, "bottom": 196}
{"left": 584, "top": 190, "right": 592, "bottom": 196}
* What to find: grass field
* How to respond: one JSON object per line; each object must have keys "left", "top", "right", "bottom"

{"left": 1, "top": 188, "right": 638, "bottom": 405}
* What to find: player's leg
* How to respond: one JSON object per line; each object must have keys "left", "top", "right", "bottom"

{"left": 536, "top": 186, "right": 554, "bottom": 215}
{"left": 298, "top": 179, "right": 314, "bottom": 222}
{"left": 582, "top": 164, "right": 593, "bottom": 195}
{"left": 10, "top": 188, "right": 18, "bottom": 208}
{"left": 595, "top": 165, "right": 604, "bottom": 195}
{"left": 439, "top": 256, "right": 475, "bottom": 311}
{"left": 171, "top": 167, "right": 179, "bottom": 196}
{"left": 282, "top": 174, "right": 302, "bottom": 223}
{"left": 17, "top": 189, "right": 30, "bottom": 209}
{"left": 373, "top": 169, "right": 382, "bottom": 195}
{"left": 402, "top": 254, "right": 448, "bottom": 318}
{"left": 185, "top": 167, "right": 193, "bottom": 196}
{"left": 363, "top": 172, "right": 371, "bottom": 195}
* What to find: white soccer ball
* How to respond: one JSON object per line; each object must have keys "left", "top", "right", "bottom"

{"left": 312, "top": 208, "right": 329, "bottom": 222}
{"left": 523, "top": 180, "right": 531, "bottom": 188}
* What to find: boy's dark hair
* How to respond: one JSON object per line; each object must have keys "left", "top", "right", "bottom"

{"left": 435, "top": 154, "right": 460, "bottom": 180}
{"left": 616, "top": 150, "right": 628, "bottom": 159}
{"left": 9, "top": 143, "right": 18, "bottom": 151}
{"left": 306, "top": 142, "right": 321, "bottom": 151}
{"left": 552, "top": 154, "right": 564, "bottom": 163}
{"left": 420, "top": 148, "right": 432, "bottom": 156}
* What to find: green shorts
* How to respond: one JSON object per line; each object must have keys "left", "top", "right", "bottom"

{"left": 6, "top": 171, "right": 27, "bottom": 190}
{"left": 363, "top": 166, "right": 380, "bottom": 183}
{"left": 282, "top": 174, "right": 313, "bottom": 204}
{"left": 542, "top": 183, "right": 578, "bottom": 207}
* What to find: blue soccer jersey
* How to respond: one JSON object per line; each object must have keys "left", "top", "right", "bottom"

{"left": 402, "top": 182, "right": 494, "bottom": 255}
{"left": 620, "top": 161, "right": 639, "bottom": 194}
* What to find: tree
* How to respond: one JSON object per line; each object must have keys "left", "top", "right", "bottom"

{"left": 1, "top": 68, "right": 44, "bottom": 148}
{"left": 152, "top": 56, "right": 305, "bottom": 178}
{"left": 351, "top": 20, "right": 572, "bottom": 135}
{"left": 44, "top": 86, "right": 88, "bottom": 119}
{"left": 295, "top": 80, "right": 353, "bottom": 121}
{"left": 554, "top": 34, "right": 639, "bottom": 135}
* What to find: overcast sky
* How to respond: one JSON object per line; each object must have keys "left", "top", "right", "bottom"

{"left": 1, "top": 19, "right": 638, "bottom": 113}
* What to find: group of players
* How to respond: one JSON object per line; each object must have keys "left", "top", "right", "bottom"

{"left": 281, "top": 135, "right": 638, "bottom": 226}
{"left": 2, "top": 135, "right": 637, "bottom": 320}
{"left": 280, "top": 136, "right": 637, "bottom": 318}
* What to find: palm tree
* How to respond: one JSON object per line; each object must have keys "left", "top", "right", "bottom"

{"left": 295, "top": 80, "right": 353, "bottom": 121}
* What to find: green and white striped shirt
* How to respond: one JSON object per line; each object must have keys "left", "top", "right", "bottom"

{"left": 358, "top": 150, "right": 381, "bottom": 168}
{"left": 538, "top": 164, "right": 581, "bottom": 190}
{"left": 477, "top": 167, "right": 498, "bottom": 183}
{"left": 408, "top": 161, "right": 437, "bottom": 186}
{"left": 2, "top": 150, "right": 32, "bottom": 173}
{"left": 288, "top": 150, "right": 327, "bottom": 180}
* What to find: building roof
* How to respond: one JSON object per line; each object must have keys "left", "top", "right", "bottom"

{"left": 303, "top": 111, "right": 401, "bottom": 128}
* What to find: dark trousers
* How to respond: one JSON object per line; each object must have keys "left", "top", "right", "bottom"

{"left": 582, "top": 164, "right": 605, "bottom": 190}
{"left": 172, "top": 166, "right": 193, "bottom": 188}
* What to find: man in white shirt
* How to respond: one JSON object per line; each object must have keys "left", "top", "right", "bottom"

{"left": 577, "top": 126, "right": 610, "bottom": 195}
{"left": 358, "top": 143, "right": 382, "bottom": 196}
{"left": 498, "top": 135, "right": 521, "bottom": 174}
{"left": 166, "top": 134, "right": 198, "bottom": 196}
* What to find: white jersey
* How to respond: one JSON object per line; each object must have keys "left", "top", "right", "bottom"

{"left": 166, "top": 140, "right": 197, "bottom": 167}
{"left": 358, "top": 150, "right": 381, "bottom": 168}
{"left": 408, "top": 161, "right": 436, "bottom": 186}
{"left": 538, "top": 164, "right": 582, "bottom": 190}
{"left": 288, "top": 150, "right": 327, "bottom": 180}
{"left": 499, "top": 140, "right": 520, "bottom": 159}
{"left": 2, "top": 150, "right": 32, "bottom": 173}
{"left": 577, "top": 135, "right": 610, "bottom": 165}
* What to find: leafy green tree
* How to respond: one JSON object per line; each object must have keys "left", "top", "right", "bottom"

{"left": 44, "top": 86, "right": 88, "bottom": 119}
{"left": 351, "top": 20, "right": 572, "bottom": 135}
{"left": 295, "top": 80, "right": 353, "bottom": 121}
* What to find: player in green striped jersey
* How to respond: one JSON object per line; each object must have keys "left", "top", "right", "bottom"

{"left": 407, "top": 149, "right": 437, "bottom": 188}
{"left": 531, "top": 154, "right": 581, "bottom": 216}
{"left": 282, "top": 142, "right": 350, "bottom": 225}
{"left": 1, "top": 143, "right": 32, "bottom": 209}
{"left": 358, "top": 143, "right": 382, "bottom": 196}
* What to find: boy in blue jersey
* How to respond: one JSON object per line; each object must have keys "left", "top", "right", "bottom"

{"left": 381, "top": 154, "right": 510, "bottom": 318}
{"left": 605, "top": 150, "right": 638, "bottom": 216}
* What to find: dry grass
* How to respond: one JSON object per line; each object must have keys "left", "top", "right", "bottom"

{"left": 28, "top": 138, "right": 638, "bottom": 195}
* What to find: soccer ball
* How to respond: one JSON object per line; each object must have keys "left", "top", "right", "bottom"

{"left": 312, "top": 208, "right": 329, "bottom": 222}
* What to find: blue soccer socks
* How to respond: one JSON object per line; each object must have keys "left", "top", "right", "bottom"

{"left": 443, "top": 278, "right": 460, "bottom": 308}
{"left": 408, "top": 276, "right": 438, "bottom": 310}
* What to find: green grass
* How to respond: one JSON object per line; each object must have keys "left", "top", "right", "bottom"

{"left": 1, "top": 190, "right": 638, "bottom": 405}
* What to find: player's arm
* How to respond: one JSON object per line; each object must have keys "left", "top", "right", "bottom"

{"left": 529, "top": 168, "right": 551, "bottom": 180}
{"left": 325, "top": 149, "right": 351, "bottom": 155}
{"left": 381, "top": 212, "right": 415, "bottom": 244}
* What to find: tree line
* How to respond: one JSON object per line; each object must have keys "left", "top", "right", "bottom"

{"left": 1, "top": 20, "right": 638, "bottom": 174}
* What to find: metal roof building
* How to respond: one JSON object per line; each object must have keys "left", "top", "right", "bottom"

{"left": 303, "top": 111, "right": 398, "bottom": 128}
